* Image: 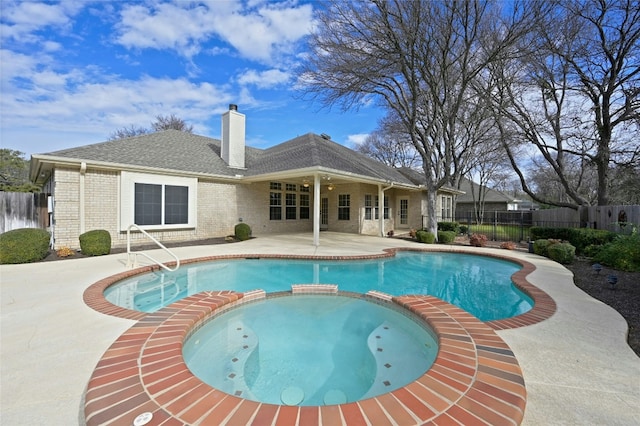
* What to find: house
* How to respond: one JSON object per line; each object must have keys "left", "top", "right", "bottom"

{"left": 455, "top": 178, "right": 538, "bottom": 220}
{"left": 30, "top": 106, "right": 459, "bottom": 249}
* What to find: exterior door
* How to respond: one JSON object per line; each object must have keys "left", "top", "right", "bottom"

{"left": 320, "top": 197, "right": 329, "bottom": 230}
{"left": 398, "top": 197, "right": 409, "bottom": 228}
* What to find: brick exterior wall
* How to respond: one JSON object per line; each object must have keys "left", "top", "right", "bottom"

{"left": 50, "top": 168, "right": 424, "bottom": 249}
{"left": 52, "top": 168, "right": 80, "bottom": 249}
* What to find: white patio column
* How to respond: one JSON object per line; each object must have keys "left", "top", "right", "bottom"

{"left": 378, "top": 184, "right": 384, "bottom": 237}
{"left": 313, "top": 174, "right": 321, "bottom": 246}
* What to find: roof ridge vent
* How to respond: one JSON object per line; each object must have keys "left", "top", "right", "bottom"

{"left": 320, "top": 133, "right": 331, "bottom": 140}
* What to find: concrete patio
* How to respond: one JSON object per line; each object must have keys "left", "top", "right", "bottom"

{"left": 1, "top": 233, "right": 638, "bottom": 425}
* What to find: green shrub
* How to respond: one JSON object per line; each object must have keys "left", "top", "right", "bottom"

{"left": 0, "top": 228, "right": 50, "bottom": 264}
{"left": 533, "top": 239, "right": 553, "bottom": 257}
{"left": 79, "top": 229, "right": 111, "bottom": 256}
{"left": 547, "top": 242, "right": 576, "bottom": 264}
{"left": 459, "top": 225, "right": 469, "bottom": 235}
{"left": 438, "top": 221, "right": 460, "bottom": 233}
{"left": 529, "top": 227, "right": 616, "bottom": 254}
{"left": 437, "top": 230, "right": 456, "bottom": 244}
{"left": 594, "top": 234, "right": 640, "bottom": 272}
{"left": 416, "top": 230, "right": 435, "bottom": 244}
{"left": 234, "top": 223, "right": 252, "bottom": 241}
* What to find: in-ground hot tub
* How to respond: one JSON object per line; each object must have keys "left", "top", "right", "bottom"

{"left": 183, "top": 293, "right": 438, "bottom": 406}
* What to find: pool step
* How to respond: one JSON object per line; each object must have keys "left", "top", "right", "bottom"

{"left": 363, "top": 321, "right": 428, "bottom": 399}
{"left": 223, "top": 320, "right": 259, "bottom": 400}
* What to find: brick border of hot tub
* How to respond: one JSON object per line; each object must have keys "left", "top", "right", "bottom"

{"left": 83, "top": 248, "right": 556, "bottom": 330}
{"left": 84, "top": 290, "right": 527, "bottom": 426}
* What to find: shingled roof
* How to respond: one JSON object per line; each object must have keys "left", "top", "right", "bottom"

{"left": 246, "top": 133, "right": 415, "bottom": 184}
{"left": 32, "top": 129, "right": 417, "bottom": 186}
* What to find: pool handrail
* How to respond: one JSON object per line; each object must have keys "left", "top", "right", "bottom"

{"left": 126, "top": 224, "right": 180, "bottom": 272}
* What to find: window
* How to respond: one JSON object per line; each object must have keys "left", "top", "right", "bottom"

{"left": 384, "top": 196, "right": 390, "bottom": 219}
{"left": 122, "top": 172, "right": 196, "bottom": 230}
{"left": 338, "top": 194, "right": 350, "bottom": 220}
{"left": 270, "top": 192, "right": 282, "bottom": 220}
{"left": 365, "top": 194, "right": 373, "bottom": 220}
{"left": 286, "top": 193, "right": 297, "bottom": 219}
{"left": 134, "top": 183, "right": 162, "bottom": 225}
{"left": 441, "top": 195, "right": 453, "bottom": 221}
{"left": 165, "top": 185, "right": 189, "bottom": 224}
{"left": 300, "top": 194, "right": 310, "bottom": 219}
{"left": 269, "top": 181, "right": 310, "bottom": 221}
{"left": 364, "top": 194, "right": 380, "bottom": 220}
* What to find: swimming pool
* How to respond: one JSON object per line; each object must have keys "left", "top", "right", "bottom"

{"left": 104, "top": 251, "right": 533, "bottom": 321}
{"left": 183, "top": 294, "right": 438, "bottom": 406}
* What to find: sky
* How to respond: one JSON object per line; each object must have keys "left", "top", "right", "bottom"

{"left": 0, "top": 0, "right": 384, "bottom": 158}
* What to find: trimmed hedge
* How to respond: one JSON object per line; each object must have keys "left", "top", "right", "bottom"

{"left": 234, "top": 223, "right": 252, "bottom": 241}
{"left": 437, "top": 230, "right": 456, "bottom": 244}
{"left": 0, "top": 228, "right": 50, "bottom": 264}
{"left": 416, "top": 230, "right": 435, "bottom": 244}
{"left": 437, "top": 221, "right": 460, "bottom": 233}
{"left": 547, "top": 242, "right": 576, "bottom": 264}
{"left": 529, "top": 227, "right": 616, "bottom": 254}
{"left": 79, "top": 229, "right": 111, "bottom": 256}
{"left": 533, "top": 239, "right": 553, "bottom": 257}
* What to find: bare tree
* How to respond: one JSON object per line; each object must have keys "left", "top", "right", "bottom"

{"left": 109, "top": 114, "right": 193, "bottom": 140}
{"left": 108, "top": 125, "right": 149, "bottom": 141}
{"left": 151, "top": 114, "right": 194, "bottom": 133}
{"left": 488, "top": 0, "right": 640, "bottom": 208}
{"left": 299, "top": 0, "right": 534, "bottom": 237}
{"left": 355, "top": 114, "right": 421, "bottom": 168}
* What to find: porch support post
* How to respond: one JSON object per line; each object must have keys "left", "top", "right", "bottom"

{"left": 378, "top": 184, "right": 384, "bottom": 237}
{"left": 313, "top": 174, "right": 321, "bottom": 246}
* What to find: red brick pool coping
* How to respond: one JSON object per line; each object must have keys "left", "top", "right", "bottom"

{"left": 82, "top": 248, "right": 556, "bottom": 425}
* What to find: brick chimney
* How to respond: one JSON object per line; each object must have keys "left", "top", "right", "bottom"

{"left": 221, "top": 104, "right": 245, "bottom": 169}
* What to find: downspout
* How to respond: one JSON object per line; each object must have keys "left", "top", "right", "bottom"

{"left": 79, "top": 162, "right": 87, "bottom": 235}
{"left": 379, "top": 182, "right": 394, "bottom": 237}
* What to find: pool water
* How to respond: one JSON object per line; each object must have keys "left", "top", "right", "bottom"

{"left": 105, "top": 251, "right": 533, "bottom": 321}
{"left": 182, "top": 295, "right": 438, "bottom": 406}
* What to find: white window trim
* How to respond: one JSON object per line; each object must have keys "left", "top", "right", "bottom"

{"left": 120, "top": 171, "right": 197, "bottom": 231}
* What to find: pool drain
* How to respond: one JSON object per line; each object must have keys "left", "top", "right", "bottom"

{"left": 323, "top": 389, "right": 347, "bottom": 405}
{"left": 280, "top": 386, "right": 304, "bottom": 405}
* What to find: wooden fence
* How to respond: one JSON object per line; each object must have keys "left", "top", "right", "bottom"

{"left": 532, "top": 205, "right": 640, "bottom": 233}
{"left": 0, "top": 192, "right": 49, "bottom": 234}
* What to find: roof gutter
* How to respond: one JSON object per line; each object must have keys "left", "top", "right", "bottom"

{"left": 30, "top": 155, "right": 247, "bottom": 184}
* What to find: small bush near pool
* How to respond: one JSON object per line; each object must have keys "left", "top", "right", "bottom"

{"left": 437, "top": 230, "right": 456, "bottom": 244}
{"left": 234, "top": 223, "right": 252, "bottom": 241}
{"left": 547, "top": 242, "right": 576, "bottom": 264}
{"left": 469, "top": 233, "right": 488, "bottom": 247}
{"left": 594, "top": 234, "right": 640, "bottom": 272}
{"left": 533, "top": 239, "right": 553, "bottom": 257}
{"left": 437, "top": 221, "right": 460, "bottom": 233}
{"left": 0, "top": 228, "right": 50, "bottom": 264}
{"left": 416, "top": 230, "right": 435, "bottom": 244}
{"left": 79, "top": 229, "right": 111, "bottom": 256}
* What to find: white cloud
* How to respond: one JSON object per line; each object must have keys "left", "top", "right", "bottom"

{"left": 237, "top": 69, "right": 290, "bottom": 88}
{"left": 115, "top": 3, "right": 212, "bottom": 57}
{"left": 0, "top": 48, "right": 239, "bottom": 154}
{"left": 347, "top": 133, "right": 369, "bottom": 146}
{"left": 114, "top": 1, "right": 314, "bottom": 64}
{"left": 0, "top": 0, "right": 84, "bottom": 42}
